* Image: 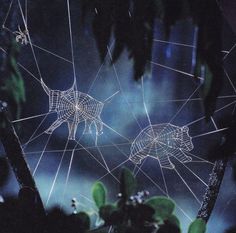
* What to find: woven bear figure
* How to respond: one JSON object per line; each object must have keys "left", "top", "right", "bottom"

{"left": 130, "top": 123, "right": 193, "bottom": 169}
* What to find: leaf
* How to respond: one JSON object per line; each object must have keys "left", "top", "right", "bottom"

{"left": 77, "top": 212, "right": 90, "bottom": 230}
{"left": 145, "top": 196, "right": 175, "bottom": 221}
{"left": 69, "top": 212, "right": 90, "bottom": 232}
{"left": 233, "top": 159, "right": 236, "bottom": 181}
{"left": 162, "top": 0, "right": 184, "bottom": 38}
{"left": 168, "top": 214, "right": 181, "bottom": 228}
{"left": 192, "top": 0, "right": 223, "bottom": 121}
{"left": 119, "top": 168, "right": 136, "bottom": 199}
{"left": 111, "top": 0, "right": 131, "bottom": 63}
{"left": 188, "top": 218, "right": 206, "bottom": 233}
{"left": 80, "top": 0, "right": 95, "bottom": 22}
{"left": 154, "top": 0, "right": 164, "bottom": 19}
{"left": 82, "top": 0, "right": 223, "bottom": 85}
{"left": 92, "top": 182, "right": 107, "bottom": 208}
{"left": 1, "top": 40, "right": 26, "bottom": 118}
{"left": 158, "top": 220, "right": 181, "bottom": 233}
{"left": 131, "top": 0, "right": 156, "bottom": 80}
{"left": 130, "top": 204, "right": 155, "bottom": 224}
{"left": 99, "top": 204, "right": 117, "bottom": 223}
{"left": 92, "top": 0, "right": 115, "bottom": 61}
{"left": 0, "top": 157, "right": 9, "bottom": 187}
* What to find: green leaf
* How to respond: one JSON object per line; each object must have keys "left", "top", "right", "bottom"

{"left": 168, "top": 214, "right": 181, "bottom": 229}
{"left": 188, "top": 218, "right": 206, "bottom": 233}
{"left": 92, "top": 182, "right": 107, "bottom": 208}
{"left": 99, "top": 204, "right": 116, "bottom": 223}
{"left": 119, "top": 168, "right": 136, "bottom": 199}
{"left": 145, "top": 196, "right": 175, "bottom": 221}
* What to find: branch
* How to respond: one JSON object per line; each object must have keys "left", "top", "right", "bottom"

{"left": 197, "top": 158, "right": 228, "bottom": 222}
{"left": 0, "top": 101, "right": 46, "bottom": 223}
{"left": 198, "top": 114, "right": 236, "bottom": 222}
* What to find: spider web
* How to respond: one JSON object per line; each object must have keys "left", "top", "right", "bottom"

{"left": 1, "top": 0, "right": 236, "bottom": 231}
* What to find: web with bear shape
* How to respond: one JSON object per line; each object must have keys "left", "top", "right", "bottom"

{"left": 1, "top": 0, "right": 236, "bottom": 229}
{"left": 129, "top": 123, "right": 194, "bottom": 169}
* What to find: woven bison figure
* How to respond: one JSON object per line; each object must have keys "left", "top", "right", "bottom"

{"left": 41, "top": 80, "right": 104, "bottom": 140}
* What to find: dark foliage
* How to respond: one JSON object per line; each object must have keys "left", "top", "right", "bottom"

{"left": 92, "top": 0, "right": 115, "bottom": 62}
{"left": 0, "top": 192, "right": 46, "bottom": 233}
{"left": 81, "top": 0, "right": 223, "bottom": 119}
{"left": 0, "top": 0, "right": 224, "bottom": 120}
{"left": 0, "top": 0, "right": 25, "bottom": 119}
{"left": 83, "top": 0, "right": 156, "bottom": 81}
{"left": 162, "top": 0, "right": 189, "bottom": 38}
{"left": 0, "top": 157, "right": 9, "bottom": 187}
{"left": 0, "top": 41, "right": 26, "bottom": 118}
{"left": 189, "top": 0, "right": 223, "bottom": 120}
{"left": 92, "top": 168, "right": 182, "bottom": 233}
{"left": 47, "top": 207, "right": 69, "bottom": 233}
{"left": 226, "top": 227, "right": 236, "bottom": 233}
{"left": 157, "top": 220, "right": 180, "bottom": 233}
{"left": 0, "top": 159, "right": 206, "bottom": 233}
{"left": 233, "top": 159, "right": 236, "bottom": 181}
{"left": 0, "top": 199, "right": 90, "bottom": 233}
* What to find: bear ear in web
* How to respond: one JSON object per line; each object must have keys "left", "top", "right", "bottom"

{"left": 182, "top": 126, "right": 189, "bottom": 133}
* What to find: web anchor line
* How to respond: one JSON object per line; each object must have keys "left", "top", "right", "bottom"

{"left": 174, "top": 168, "right": 201, "bottom": 205}
{"left": 61, "top": 142, "right": 79, "bottom": 207}
{"left": 46, "top": 139, "right": 70, "bottom": 206}
{"left": 24, "top": 142, "right": 133, "bottom": 156}
{"left": 153, "top": 38, "right": 230, "bottom": 54}
{"left": 33, "top": 133, "right": 52, "bottom": 176}
{"left": 74, "top": 139, "right": 120, "bottom": 183}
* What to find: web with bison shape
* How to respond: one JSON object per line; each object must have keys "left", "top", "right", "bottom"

{"left": 2, "top": 0, "right": 236, "bottom": 226}
{"left": 41, "top": 80, "right": 105, "bottom": 140}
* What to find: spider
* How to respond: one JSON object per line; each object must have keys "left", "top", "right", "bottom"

{"left": 14, "top": 25, "right": 28, "bottom": 45}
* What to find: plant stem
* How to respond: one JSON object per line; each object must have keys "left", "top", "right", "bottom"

{"left": 197, "top": 158, "right": 228, "bottom": 222}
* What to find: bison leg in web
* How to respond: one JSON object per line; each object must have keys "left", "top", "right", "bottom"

{"left": 94, "top": 117, "right": 103, "bottom": 135}
{"left": 158, "top": 152, "right": 175, "bottom": 169}
{"left": 45, "top": 118, "right": 65, "bottom": 135}
{"left": 166, "top": 147, "right": 192, "bottom": 163}
{"left": 176, "top": 150, "right": 192, "bottom": 163}
{"left": 83, "top": 119, "right": 93, "bottom": 134}
{"left": 67, "top": 119, "right": 79, "bottom": 140}
{"left": 130, "top": 153, "right": 143, "bottom": 164}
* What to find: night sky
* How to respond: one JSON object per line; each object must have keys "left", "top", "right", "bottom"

{"left": 1, "top": 1, "right": 236, "bottom": 232}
